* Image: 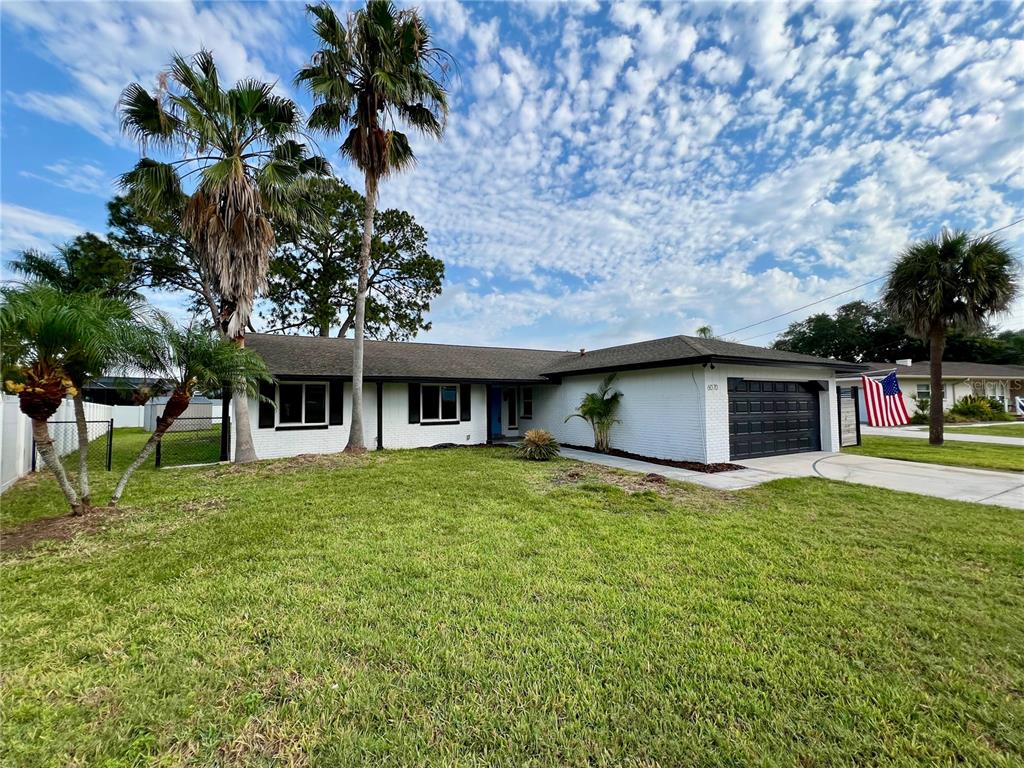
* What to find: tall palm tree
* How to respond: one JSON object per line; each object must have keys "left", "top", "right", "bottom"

{"left": 883, "top": 229, "right": 1018, "bottom": 445}
{"left": 695, "top": 325, "right": 714, "bottom": 339}
{"left": 0, "top": 285, "right": 137, "bottom": 514}
{"left": 118, "top": 50, "right": 329, "bottom": 463}
{"left": 110, "top": 316, "right": 270, "bottom": 505}
{"left": 298, "top": 0, "right": 450, "bottom": 452}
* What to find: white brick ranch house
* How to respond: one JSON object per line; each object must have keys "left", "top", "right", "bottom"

{"left": 242, "top": 333, "right": 866, "bottom": 464}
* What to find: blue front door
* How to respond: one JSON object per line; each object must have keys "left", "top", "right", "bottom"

{"left": 488, "top": 386, "right": 503, "bottom": 438}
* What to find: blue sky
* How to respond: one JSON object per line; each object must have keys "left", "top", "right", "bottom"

{"left": 2, "top": 0, "right": 1022, "bottom": 350}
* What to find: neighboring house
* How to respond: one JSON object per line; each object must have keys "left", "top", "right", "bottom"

{"left": 242, "top": 333, "right": 864, "bottom": 463}
{"left": 838, "top": 361, "right": 1024, "bottom": 421}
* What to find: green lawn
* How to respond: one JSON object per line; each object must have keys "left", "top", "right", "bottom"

{"left": 949, "top": 423, "right": 1024, "bottom": 439}
{"left": 846, "top": 435, "right": 1023, "bottom": 472}
{"left": 2, "top": 430, "right": 1023, "bottom": 765}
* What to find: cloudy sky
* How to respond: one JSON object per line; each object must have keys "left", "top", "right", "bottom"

{"left": 2, "top": 0, "right": 1022, "bottom": 351}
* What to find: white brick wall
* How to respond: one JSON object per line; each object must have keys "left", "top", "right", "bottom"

{"left": 380, "top": 383, "right": 486, "bottom": 448}
{"left": 244, "top": 382, "right": 486, "bottom": 459}
{"left": 532, "top": 367, "right": 708, "bottom": 462}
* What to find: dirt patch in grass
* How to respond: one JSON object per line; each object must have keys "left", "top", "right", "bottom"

{"left": 552, "top": 464, "right": 734, "bottom": 507}
{"left": 1, "top": 505, "right": 129, "bottom": 555}
{"left": 561, "top": 444, "right": 745, "bottom": 473}
{"left": 211, "top": 451, "right": 376, "bottom": 479}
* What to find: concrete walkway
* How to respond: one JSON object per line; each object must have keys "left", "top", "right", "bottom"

{"left": 740, "top": 451, "right": 1024, "bottom": 509}
{"left": 558, "top": 448, "right": 778, "bottom": 491}
{"left": 863, "top": 425, "right": 1024, "bottom": 446}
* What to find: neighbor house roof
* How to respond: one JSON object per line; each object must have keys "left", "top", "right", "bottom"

{"left": 541, "top": 335, "right": 866, "bottom": 375}
{"left": 851, "top": 361, "right": 1024, "bottom": 379}
{"left": 246, "top": 334, "right": 573, "bottom": 382}
{"left": 247, "top": 332, "right": 864, "bottom": 382}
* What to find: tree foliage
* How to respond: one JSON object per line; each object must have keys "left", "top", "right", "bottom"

{"left": 10, "top": 233, "right": 146, "bottom": 301}
{"left": 773, "top": 299, "right": 1024, "bottom": 365}
{"left": 264, "top": 179, "right": 443, "bottom": 339}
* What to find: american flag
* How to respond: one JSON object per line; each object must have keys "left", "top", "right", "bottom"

{"left": 861, "top": 371, "right": 911, "bottom": 426}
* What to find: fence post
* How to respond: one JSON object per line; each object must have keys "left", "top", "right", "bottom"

{"left": 106, "top": 418, "right": 114, "bottom": 471}
{"left": 155, "top": 417, "right": 162, "bottom": 468}
{"left": 220, "top": 386, "right": 230, "bottom": 462}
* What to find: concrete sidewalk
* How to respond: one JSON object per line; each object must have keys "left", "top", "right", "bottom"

{"left": 558, "top": 448, "right": 777, "bottom": 491}
{"left": 863, "top": 425, "right": 1024, "bottom": 446}
{"left": 740, "top": 451, "right": 1024, "bottom": 509}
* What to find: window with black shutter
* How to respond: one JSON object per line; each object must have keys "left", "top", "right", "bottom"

{"left": 258, "top": 381, "right": 276, "bottom": 428}
{"left": 408, "top": 383, "right": 420, "bottom": 423}
{"left": 329, "top": 379, "right": 344, "bottom": 425}
{"left": 460, "top": 384, "right": 471, "bottom": 421}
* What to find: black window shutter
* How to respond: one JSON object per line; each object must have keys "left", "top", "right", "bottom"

{"left": 460, "top": 383, "right": 471, "bottom": 422}
{"left": 258, "top": 381, "right": 276, "bottom": 429}
{"left": 408, "top": 383, "right": 420, "bottom": 423}
{"left": 329, "top": 379, "right": 344, "bottom": 425}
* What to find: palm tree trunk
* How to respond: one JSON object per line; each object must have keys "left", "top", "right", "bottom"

{"left": 929, "top": 329, "right": 945, "bottom": 445}
{"left": 72, "top": 394, "right": 91, "bottom": 510}
{"left": 345, "top": 171, "right": 376, "bottom": 453}
{"left": 231, "top": 375, "right": 258, "bottom": 463}
{"left": 31, "top": 418, "right": 82, "bottom": 515}
{"left": 111, "top": 391, "right": 192, "bottom": 505}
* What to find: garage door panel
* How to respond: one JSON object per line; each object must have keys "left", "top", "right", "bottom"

{"left": 728, "top": 378, "right": 821, "bottom": 460}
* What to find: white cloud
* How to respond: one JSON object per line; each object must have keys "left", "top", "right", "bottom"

{"left": 0, "top": 203, "right": 82, "bottom": 256}
{"left": 20, "top": 160, "right": 111, "bottom": 197}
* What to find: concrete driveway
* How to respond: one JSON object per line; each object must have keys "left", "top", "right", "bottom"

{"left": 739, "top": 451, "right": 1024, "bottom": 509}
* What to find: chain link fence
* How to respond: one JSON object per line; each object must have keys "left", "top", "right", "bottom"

{"left": 32, "top": 419, "right": 113, "bottom": 474}
{"left": 155, "top": 416, "right": 229, "bottom": 468}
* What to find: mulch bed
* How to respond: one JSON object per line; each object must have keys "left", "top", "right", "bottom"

{"left": 561, "top": 444, "right": 745, "bottom": 473}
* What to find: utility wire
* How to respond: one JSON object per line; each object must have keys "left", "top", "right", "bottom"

{"left": 723, "top": 216, "right": 1024, "bottom": 337}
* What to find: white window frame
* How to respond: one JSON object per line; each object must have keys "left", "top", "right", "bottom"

{"left": 277, "top": 381, "right": 329, "bottom": 426}
{"left": 916, "top": 383, "right": 930, "bottom": 399}
{"left": 421, "top": 383, "right": 460, "bottom": 423}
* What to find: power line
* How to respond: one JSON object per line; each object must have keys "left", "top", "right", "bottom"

{"left": 723, "top": 216, "right": 1024, "bottom": 337}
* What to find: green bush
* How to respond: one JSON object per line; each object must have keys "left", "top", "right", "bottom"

{"left": 948, "top": 394, "right": 1015, "bottom": 422}
{"left": 513, "top": 429, "right": 561, "bottom": 461}
{"left": 910, "top": 396, "right": 929, "bottom": 425}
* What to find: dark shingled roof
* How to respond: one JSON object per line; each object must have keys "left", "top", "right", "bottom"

{"left": 246, "top": 333, "right": 573, "bottom": 382}
{"left": 856, "top": 361, "right": 1024, "bottom": 378}
{"left": 542, "top": 335, "right": 865, "bottom": 375}
{"left": 247, "top": 332, "right": 864, "bottom": 382}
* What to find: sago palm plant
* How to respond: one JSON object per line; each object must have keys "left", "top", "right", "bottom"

{"left": 883, "top": 229, "right": 1018, "bottom": 444}
{"left": 298, "top": 0, "right": 451, "bottom": 452}
{"left": 110, "top": 316, "right": 271, "bottom": 505}
{"left": 118, "top": 49, "right": 328, "bottom": 462}
{"left": 0, "top": 285, "right": 138, "bottom": 514}
{"left": 513, "top": 429, "right": 561, "bottom": 461}
{"left": 565, "top": 373, "right": 623, "bottom": 453}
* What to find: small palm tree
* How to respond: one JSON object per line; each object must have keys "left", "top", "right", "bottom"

{"left": 883, "top": 229, "right": 1019, "bottom": 444}
{"left": 695, "top": 325, "right": 714, "bottom": 339}
{"left": 110, "top": 316, "right": 271, "bottom": 505}
{"left": 0, "top": 285, "right": 137, "bottom": 514}
{"left": 119, "top": 49, "right": 328, "bottom": 463}
{"left": 298, "top": 0, "right": 451, "bottom": 452}
{"left": 565, "top": 373, "right": 623, "bottom": 453}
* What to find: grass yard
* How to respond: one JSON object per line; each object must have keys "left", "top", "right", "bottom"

{"left": 2, "top": 430, "right": 1023, "bottom": 765}
{"left": 846, "top": 435, "right": 1024, "bottom": 473}
{"left": 949, "top": 423, "right": 1024, "bottom": 439}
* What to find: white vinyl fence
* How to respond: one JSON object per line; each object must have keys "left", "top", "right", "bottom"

{"left": 0, "top": 395, "right": 116, "bottom": 493}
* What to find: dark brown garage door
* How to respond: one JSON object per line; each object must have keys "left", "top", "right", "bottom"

{"left": 728, "top": 378, "right": 821, "bottom": 460}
